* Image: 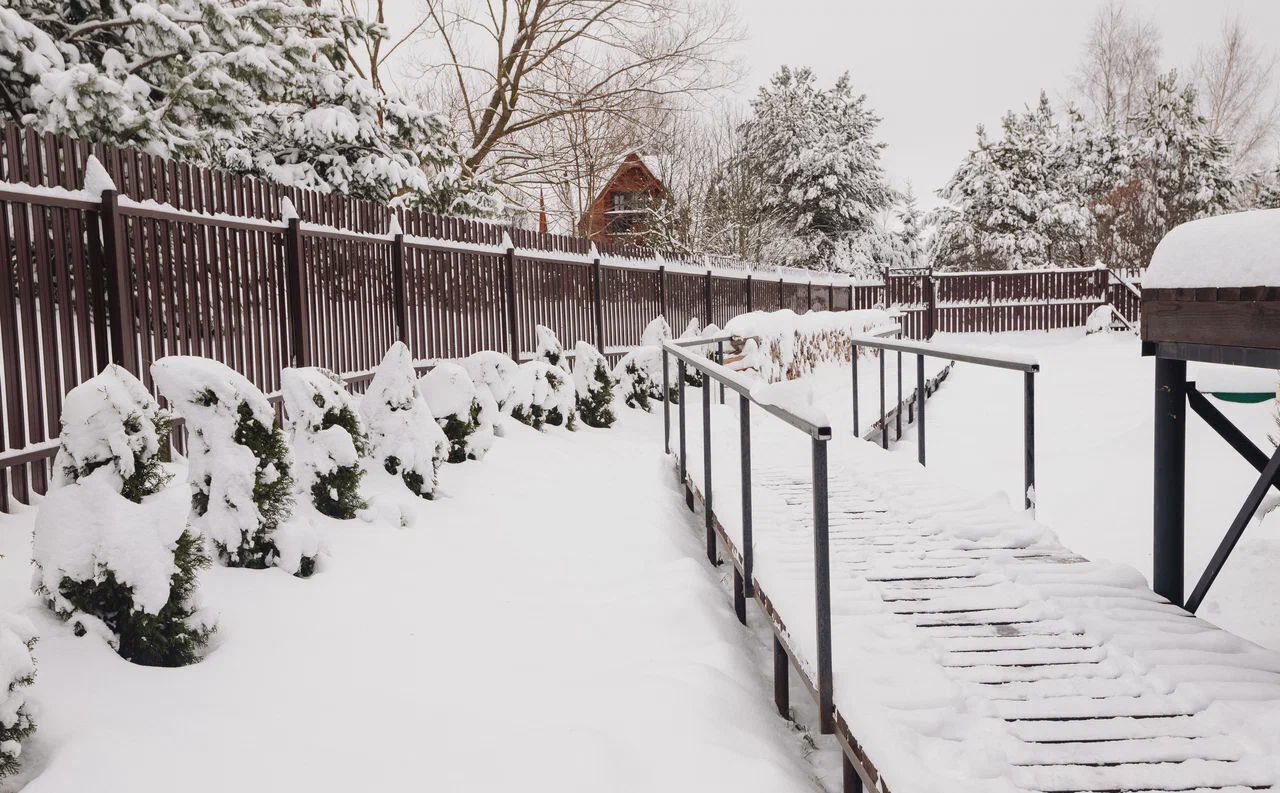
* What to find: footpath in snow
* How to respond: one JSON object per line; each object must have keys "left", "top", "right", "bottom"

{"left": 0, "top": 413, "right": 817, "bottom": 793}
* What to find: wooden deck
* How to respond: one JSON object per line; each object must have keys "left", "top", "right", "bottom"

{"left": 681, "top": 428, "right": 1280, "bottom": 793}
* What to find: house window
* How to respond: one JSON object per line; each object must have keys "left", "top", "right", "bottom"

{"left": 610, "top": 191, "right": 648, "bottom": 213}
{"left": 606, "top": 191, "right": 650, "bottom": 234}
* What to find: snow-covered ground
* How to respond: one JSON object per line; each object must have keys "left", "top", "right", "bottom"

{"left": 0, "top": 415, "right": 818, "bottom": 792}
{"left": 813, "top": 328, "right": 1280, "bottom": 651}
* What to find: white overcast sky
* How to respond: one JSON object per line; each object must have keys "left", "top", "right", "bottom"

{"left": 387, "top": 0, "right": 1280, "bottom": 210}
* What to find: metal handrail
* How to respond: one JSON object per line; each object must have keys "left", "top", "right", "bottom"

{"left": 848, "top": 332, "right": 1040, "bottom": 373}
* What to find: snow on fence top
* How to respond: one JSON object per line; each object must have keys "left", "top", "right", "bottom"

{"left": 1145, "top": 208, "right": 1280, "bottom": 289}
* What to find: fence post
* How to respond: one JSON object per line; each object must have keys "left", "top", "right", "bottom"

{"left": 99, "top": 189, "right": 137, "bottom": 372}
{"left": 807, "top": 280, "right": 813, "bottom": 311}
{"left": 746, "top": 274, "right": 753, "bottom": 312}
{"left": 828, "top": 281, "right": 835, "bottom": 311}
{"left": 925, "top": 269, "right": 937, "bottom": 339}
{"left": 659, "top": 264, "right": 668, "bottom": 320}
{"left": 778, "top": 277, "right": 784, "bottom": 308}
{"left": 390, "top": 231, "right": 408, "bottom": 344}
{"left": 704, "top": 268, "right": 713, "bottom": 326}
{"left": 283, "top": 217, "right": 311, "bottom": 367}
{"left": 592, "top": 256, "right": 605, "bottom": 350}
{"left": 505, "top": 245, "right": 519, "bottom": 359}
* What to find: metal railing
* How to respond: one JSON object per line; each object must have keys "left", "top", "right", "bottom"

{"left": 849, "top": 331, "right": 1040, "bottom": 510}
{"left": 660, "top": 334, "right": 836, "bottom": 736}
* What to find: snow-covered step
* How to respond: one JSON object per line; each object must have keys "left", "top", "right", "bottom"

{"left": 942, "top": 646, "right": 1108, "bottom": 667}
{"left": 1008, "top": 735, "right": 1245, "bottom": 766}
{"left": 1009, "top": 758, "right": 1273, "bottom": 792}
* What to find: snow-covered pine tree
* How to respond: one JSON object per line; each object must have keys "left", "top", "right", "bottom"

{"left": 730, "top": 66, "right": 893, "bottom": 270}
{"left": 361, "top": 342, "right": 448, "bottom": 498}
{"left": 419, "top": 362, "right": 496, "bottom": 463}
{"left": 152, "top": 357, "right": 317, "bottom": 577}
{"left": 572, "top": 341, "right": 617, "bottom": 428}
{"left": 0, "top": 0, "right": 496, "bottom": 214}
{"left": 35, "top": 365, "right": 214, "bottom": 665}
{"left": 0, "top": 613, "right": 36, "bottom": 779}
{"left": 508, "top": 361, "right": 577, "bottom": 430}
{"left": 896, "top": 186, "right": 928, "bottom": 268}
{"left": 534, "top": 325, "right": 570, "bottom": 372}
{"left": 1260, "top": 164, "right": 1280, "bottom": 209}
{"left": 281, "top": 367, "right": 368, "bottom": 520}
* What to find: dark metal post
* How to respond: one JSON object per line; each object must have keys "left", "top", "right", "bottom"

{"left": 717, "top": 340, "right": 725, "bottom": 404}
{"left": 896, "top": 349, "right": 903, "bottom": 440}
{"left": 746, "top": 275, "right": 754, "bottom": 312}
{"left": 851, "top": 345, "right": 859, "bottom": 437}
{"left": 879, "top": 351, "right": 887, "bottom": 449}
{"left": 1024, "top": 371, "right": 1036, "bottom": 512}
{"left": 390, "top": 231, "right": 408, "bottom": 344}
{"left": 704, "top": 268, "right": 713, "bottom": 329}
{"left": 282, "top": 216, "right": 310, "bottom": 367}
{"left": 662, "top": 348, "right": 671, "bottom": 455}
{"left": 740, "top": 396, "right": 754, "bottom": 609}
{"left": 773, "top": 636, "right": 789, "bottom": 718}
{"left": 504, "top": 246, "right": 519, "bottom": 359}
{"left": 1153, "top": 356, "right": 1186, "bottom": 605}
{"left": 917, "top": 353, "right": 926, "bottom": 466}
{"left": 658, "top": 265, "right": 668, "bottom": 320}
{"left": 591, "top": 256, "right": 605, "bottom": 350}
{"left": 843, "top": 756, "right": 863, "bottom": 793}
{"left": 678, "top": 360, "right": 688, "bottom": 505}
{"left": 703, "top": 377, "right": 717, "bottom": 564}
{"left": 812, "top": 437, "right": 834, "bottom": 734}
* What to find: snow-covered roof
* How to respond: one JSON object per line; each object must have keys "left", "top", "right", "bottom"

{"left": 1145, "top": 208, "right": 1280, "bottom": 289}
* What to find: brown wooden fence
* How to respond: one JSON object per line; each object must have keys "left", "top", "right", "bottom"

{"left": 0, "top": 124, "right": 1137, "bottom": 512}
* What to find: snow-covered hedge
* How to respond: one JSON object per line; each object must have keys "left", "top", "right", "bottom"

{"left": 361, "top": 342, "right": 448, "bottom": 498}
{"left": 0, "top": 614, "right": 36, "bottom": 778}
{"left": 36, "top": 365, "right": 214, "bottom": 665}
{"left": 153, "top": 357, "right": 318, "bottom": 577}
{"left": 461, "top": 351, "right": 518, "bottom": 411}
{"left": 282, "top": 367, "right": 368, "bottom": 519}
{"left": 572, "top": 341, "right": 617, "bottom": 428}
{"left": 508, "top": 361, "right": 577, "bottom": 430}
{"left": 419, "top": 362, "right": 496, "bottom": 463}
{"left": 724, "top": 308, "right": 895, "bottom": 382}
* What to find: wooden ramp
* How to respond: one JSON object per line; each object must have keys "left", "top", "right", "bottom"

{"left": 683, "top": 437, "right": 1280, "bottom": 793}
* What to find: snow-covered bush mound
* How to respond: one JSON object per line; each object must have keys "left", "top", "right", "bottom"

{"left": 534, "top": 325, "right": 570, "bottom": 372}
{"left": 419, "top": 362, "right": 496, "bottom": 463}
{"left": 1084, "top": 305, "right": 1114, "bottom": 335}
{"left": 0, "top": 613, "right": 36, "bottom": 779}
{"left": 461, "top": 351, "right": 518, "bottom": 411}
{"left": 640, "top": 316, "right": 672, "bottom": 347}
{"left": 282, "top": 367, "right": 368, "bottom": 519}
{"left": 614, "top": 315, "right": 678, "bottom": 411}
{"left": 678, "top": 318, "right": 704, "bottom": 386}
{"left": 572, "top": 341, "right": 617, "bottom": 428}
{"left": 724, "top": 308, "right": 895, "bottom": 382}
{"left": 508, "top": 361, "right": 577, "bottom": 430}
{"left": 153, "top": 357, "right": 318, "bottom": 577}
{"left": 361, "top": 342, "right": 448, "bottom": 498}
{"left": 36, "top": 365, "right": 214, "bottom": 665}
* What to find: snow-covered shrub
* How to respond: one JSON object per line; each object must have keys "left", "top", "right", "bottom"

{"left": 419, "top": 362, "right": 496, "bottom": 463}
{"left": 724, "top": 308, "right": 895, "bottom": 382}
{"left": 361, "top": 342, "right": 448, "bottom": 498}
{"left": 678, "top": 318, "right": 703, "bottom": 385}
{"left": 641, "top": 316, "right": 672, "bottom": 347}
{"left": 35, "top": 365, "right": 213, "bottom": 665}
{"left": 508, "top": 361, "right": 577, "bottom": 430}
{"left": 282, "top": 367, "right": 368, "bottom": 519}
{"left": 572, "top": 342, "right": 617, "bottom": 428}
{"left": 535, "top": 325, "right": 570, "bottom": 372}
{"left": 461, "top": 351, "right": 519, "bottom": 411}
{"left": 0, "top": 614, "right": 36, "bottom": 778}
{"left": 1084, "top": 305, "right": 1114, "bottom": 335}
{"left": 153, "top": 357, "right": 318, "bottom": 577}
{"left": 613, "top": 348, "right": 676, "bottom": 411}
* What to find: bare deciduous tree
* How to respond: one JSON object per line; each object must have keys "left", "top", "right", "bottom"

{"left": 1073, "top": 0, "right": 1161, "bottom": 130}
{"left": 409, "top": 0, "right": 742, "bottom": 184}
{"left": 1195, "top": 16, "right": 1280, "bottom": 171}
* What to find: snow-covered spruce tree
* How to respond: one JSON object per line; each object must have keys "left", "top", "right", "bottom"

{"left": 460, "top": 351, "right": 519, "bottom": 411}
{"left": 0, "top": 613, "right": 36, "bottom": 779}
{"left": 614, "top": 315, "right": 679, "bottom": 410}
{"left": 419, "top": 362, "right": 496, "bottom": 463}
{"left": 361, "top": 342, "right": 449, "bottom": 498}
{"left": 153, "top": 357, "right": 317, "bottom": 577}
{"left": 728, "top": 66, "right": 894, "bottom": 270}
{"left": 534, "top": 325, "right": 570, "bottom": 372}
{"left": 281, "top": 367, "right": 368, "bottom": 520}
{"left": 572, "top": 342, "right": 617, "bottom": 428}
{"left": 0, "top": 0, "right": 496, "bottom": 215}
{"left": 896, "top": 186, "right": 928, "bottom": 268}
{"left": 34, "top": 365, "right": 213, "bottom": 665}
{"left": 678, "top": 319, "right": 704, "bottom": 386}
{"left": 508, "top": 361, "right": 577, "bottom": 430}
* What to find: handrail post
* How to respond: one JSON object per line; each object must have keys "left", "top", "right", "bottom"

{"left": 739, "top": 396, "right": 754, "bottom": 624}
{"left": 879, "top": 350, "right": 887, "bottom": 449}
{"left": 895, "top": 349, "right": 903, "bottom": 441}
{"left": 1024, "top": 370, "right": 1035, "bottom": 512}
{"left": 917, "top": 353, "right": 926, "bottom": 466}
{"left": 678, "top": 360, "right": 688, "bottom": 503}
{"left": 1152, "top": 356, "right": 1185, "bottom": 605}
{"left": 662, "top": 347, "right": 671, "bottom": 455}
{"left": 703, "top": 376, "right": 717, "bottom": 564}
{"left": 851, "top": 344, "right": 859, "bottom": 437}
{"left": 717, "top": 340, "right": 725, "bottom": 405}
{"left": 812, "top": 436, "right": 834, "bottom": 734}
